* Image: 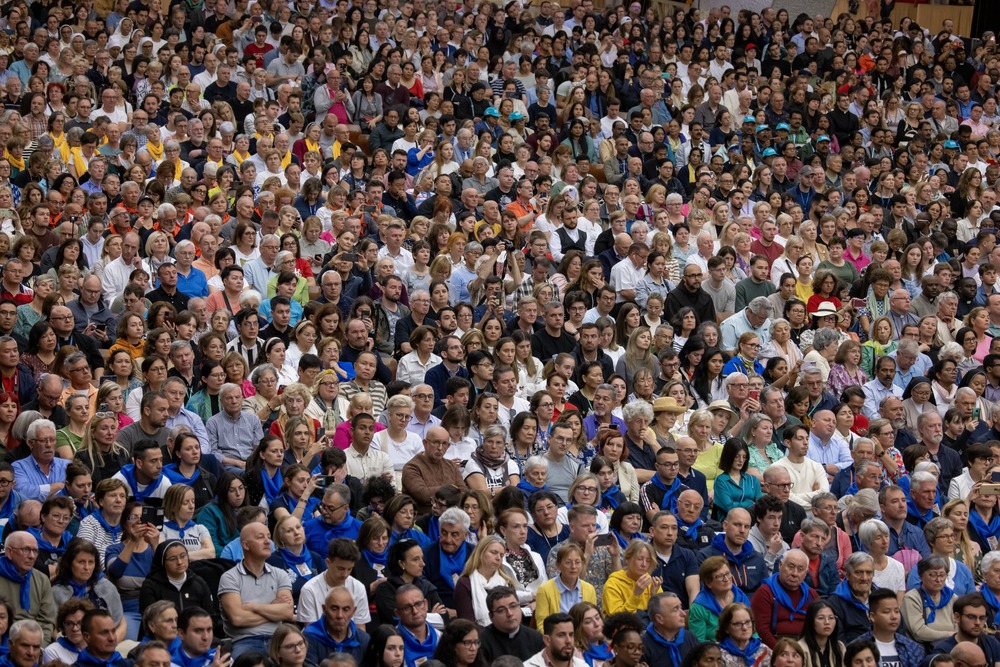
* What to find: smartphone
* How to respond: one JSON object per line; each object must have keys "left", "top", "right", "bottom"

{"left": 990, "top": 471, "right": 1000, "bottom": 483}
{"left": 94, "top": 323, "right": 107, "bottom": 332}
{"left": 141, "top": 505, "right": 164, "bottom": 528}
{"left": 851, "top": 298, "right": 866, "bottom": 309}
{"left": 314, "top": 254, "right": 322, "bottom": 262}
{"left": 749, "top": 389, "right": 759, "bottom": 402}
{"left": 363, "top": 205, "right": 377, "bottom": 213}
{"left": 974, "top": 408, "right": 981, "bottom": 421}
{"left": 219, "top": 639, "right": 233, "bottom": 657}
{"left": 594, "top": 534, "right": 615, "bottom": 548}
{"left": 980, "top": 483, "right": 1000, "bottom": 496}
{"left": 344, "top": 252, "right": 358, "bottom": 262}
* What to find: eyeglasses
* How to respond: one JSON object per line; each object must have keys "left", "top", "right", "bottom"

{"left": 6, "top": 546, "right": 38, "bottom": 555}
{"left": 280, "top": 641, "right": 306, "bottom": 651}
{"left": 398, "top": 599, "right": 427, "bottom": 613}
{"left": 459, "top": 639, "right": 482, "bottom": 648}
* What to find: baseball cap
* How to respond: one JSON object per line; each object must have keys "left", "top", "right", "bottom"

{"left": 509, "top": 111, "right": 525, "bottom": 121}
{"left": 742, "top": 115, "right": 756, "bottom": 124}
{"left": 816, "top": 135, "right": 831, "bottom": 143}
{"left": 944, "top": 140, "right": 961, "bottom": 149}
{"left": 755, "top": 124, "right": 769, "bottom": 133}
{"left": 484, "top": 107, "right": 500, "bottom": 118}
{"left": 776, "top": 123, "right": 790, "bottom": 131}
{"left": 762, "top": 148, "right": 778, "bottom": 157}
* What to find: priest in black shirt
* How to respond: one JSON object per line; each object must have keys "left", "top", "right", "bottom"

{"left": 478, "top": 587, "right": 544, "bottom": 663}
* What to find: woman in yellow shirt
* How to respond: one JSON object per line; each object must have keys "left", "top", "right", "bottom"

{"left": 602, "top": 540, "right": 662, "bottom": 615}
{"left": 535, "top": 543, "right": 596, "bottom": 632}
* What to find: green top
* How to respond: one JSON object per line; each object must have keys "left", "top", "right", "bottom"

{"left": 55, "top": 428, "right": 84, "bottom": 453}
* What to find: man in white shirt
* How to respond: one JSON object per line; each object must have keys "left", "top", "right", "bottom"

{"left": 609, "top": 242, "right": 649, "bottom": 304}
{"left": 771, "top": 424, "right": 829, "bottom": 510}
{"left": 345, "top": 413, "right": 393, "bottom": 482}
{"left": 376, "top": 220, "right": 413, "bottom": 274}
{"left": 297, "top": 538, "right": 371, "bottom": 628}
{"left": 685, "top": 231, "right": 715, "bottom": 275}
{"left": 102, "top": 231, "right": 142, "bottom": 307}
{"left": 525, "top": 614, "right": 588, "bottom": 667}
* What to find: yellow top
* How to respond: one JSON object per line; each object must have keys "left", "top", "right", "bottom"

{"left": 694, "top": 442, "right": 724, "bottom": 493}
{"left": 535, "top": 576, "right": 596, "bottom": 632}
{"left": 602, "top": 569, "right": 661, "bottom": 615}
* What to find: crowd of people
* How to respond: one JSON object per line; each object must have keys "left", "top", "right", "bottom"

{"left": 0, "top": 1, "right": 999, "bottom": 667}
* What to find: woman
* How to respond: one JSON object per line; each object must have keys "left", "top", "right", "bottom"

{"left": 527, "top": 491, "right": 571, "bottom": 564}
{"left": 195, "top": 472, "right": 247, "bottom": 556}
{"left": 385, "top": 494, "right": 433, "bottom": 549}
{"left": 76, "top": 478, "right": 129, "bottom": 565}
{"left": 857, "top": 519, "right": 906, "bottom": 598}
{"left": 464, "top": 423, "right": 520, "bottom": 497}
{"left": 433, "top": 619, "right": 487, "bottom": 667}
{"left": 269, "top": 624, "right": 309, "bottom": 667}
{"left": 615, "top": 327, "right": 658, "bottom": 393}
{"left": 137, "top": 539, "right": 215, "bottom": 626}
{"left": 372, "top": 395, "right": 424, "bottom": 484}
{"left": 162, "top": 432, "right": 215, "bottom": 509}
{"left": 691, "top": 347, "right": 727, "bottom": 409}
{"left": 20, "top": 319, "right": 58, "bottom": 382}
{"left": 796, "top": 600, "right": 844, "bottom": 667}
{"left": 42, "top": 598, "right": 91, "bottom": 663}
{"left": 713, "top": 438, "right": 762, "bottom": 520}
{"left": 902, "top": 554, "right": 958, "bottom": 645}
{"left": 245, "top": 363, "right": 282, "bottom": 431}
{"left": 266, "top": 514, "right": 324, "bottom": 601}
{"left": 964, "top": 307, "right": 994, "bottom": 362}
{"left": 454, "top": 535, "right": 519, "bottom": 626}
{"left": 688, "top": 555, "right": 751, "bottom": 642}
{"left": 104, "top": 499, "right": 158, "bottom": 641}
{"left": 722, "top": 333, "right": 765, "bottom": 379}
{"left": 943, "top": 498, "right": 982, "bottom": 582}
{"left": 52, "top": 538, "right": 127, "bottom": 641}
{"left": 929, "top": 358, "right": 960, "bottom": 417}
{"left": 361, "top": 625, "right": 405, "bottom": 667}
{"left": 861, "top": 317, "right": 898, "bottom": 378}
{"left": 828, "top": 340, "right": 868, "bottom": 399}
{"left": 689, "top": 409, "right": 724, "bottom": 492}
{"left": 55, "top": 394, "right": 90, "bottom": 459}
{"left": 602, "top": 540, "right": 662, "bottom": 614}
{"left": 159, "top": 484, "right": 215, "bottom": 560}
{"left": 557, "top": 474, "right": 610, "bottom": 534}
{"left": 718, "top": 603, "right": 772, "bottom": 667}
{"left": 74, "top": 413, "right": 128, "bottom": 485}
{"left": 398, "top": 326, "right": 442, "bottom": 386}
{"left": 497, "top": 507, "right": 547, "bottom": 605}
{"left": 243, "top": 435, "right": 286, "bottom": 509}
{"left": 373, "top": 538, "right": 447, "bottom": 626}
{"left": 535, "top": 543, "right": 596, "bottom": 631}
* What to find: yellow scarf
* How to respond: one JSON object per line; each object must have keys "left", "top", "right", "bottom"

{"left": 4, "top": 150, "right": 23, "bottom": 172}
{"left": 233, "top": 150, "right": 249, "bottom": 165}
{"left": 172, "top": 159, "right": 183, "bottom": 181}
{"left": 304, "top": 138, "right": 319, "bottom": 154}
{"left": 280, "top": 151, "right": 292, "bottom": 170}
{"left": 146, "top": 141, "right": 164, "bottom": 161}
{"left": 70, "top": 146, "right": 89, "bottom": 177}
{"left": 49, "top": 132, "right": 70, "bottom": 164}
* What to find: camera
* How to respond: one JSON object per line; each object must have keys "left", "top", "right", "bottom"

{"left": 504, "top": 240, "right": 514, "bottom": 251}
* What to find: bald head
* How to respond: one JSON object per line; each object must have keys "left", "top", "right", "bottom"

{"left": 952, "top": 642, "right": 987, "bottom": 667}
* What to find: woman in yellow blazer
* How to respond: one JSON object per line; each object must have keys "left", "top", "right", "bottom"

{"left": 535, "top": 543, "right": 596, "bottom": 631}
{"left": 602, "top": 539, "right": 662, "bottom": 614}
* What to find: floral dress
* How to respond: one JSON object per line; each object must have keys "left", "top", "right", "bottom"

{"left": 748, "top": 442, "right": 785, "bottom": 476}
{"left": 828, "top": 365, "right": 869, "bottom": 399}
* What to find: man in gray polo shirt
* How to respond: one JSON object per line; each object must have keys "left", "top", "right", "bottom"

{"left": 219, "top": 522, "right": 295, "bottom": 658}
{"left": 543, "top": 422, "right": 583, "bottom": 503}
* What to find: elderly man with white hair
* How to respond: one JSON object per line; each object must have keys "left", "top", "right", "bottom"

{"left": 12, "top": 420, "right": 66, "bottom": 502}
{"left": 720, "top": 296, "right": 773, "bottom": 351}
{"left": 206, "top": 383, "right": 265, "bottom": 471}
{"left": 173, "top": 239, "right": 209, "bottom": 298}
{"left": 685, "top": 230, "right": 716, "bottom": 275}
{"left": 0, "top": 532, "right": 56, "bottom": 642}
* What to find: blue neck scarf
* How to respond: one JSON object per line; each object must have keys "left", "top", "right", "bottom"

{"left": 920, "top": 585, "right": 954, "bottom": 623}
{"left": 650, "top": 475, "right": 684, "bottom": 512}
{"left": 906, "top": 497, "right": 935, "bottom": 527}
{"left": 438, "top": 542, "right": 468, "bottom": 589}
{"left": 693, "top": 585, "right": 750, "bottom": 615}
{"left": 969, "top": 508, "right": 1000, "bottom": 541}
{"left": 611, "top": 529, "right": 644, "bottom": 549}
{"left": 517, "top": 479, "right": 548, "bottom": 495}
{"left": 68, "top": 572, "right": 103, "bottom": 599}
{"left": 583, "top": 642, "right": 613, "bottom": 667}
{"left": 720, "top": 637, "right": 764, "bottom": 667}
{"left": 0, "top": 493, "right": 14, "bottom": 521}
{"left": 391, "top": 527, "right": 431, "bottom": 549}
{"left": 0, "top": 556, "right": 29, "bottom": 610}
{"left": 92, "top": 509, "right": 122, "bottom": 540}
{"left": 765, "top": 573, "right": 810, "bottom": 621}
{"left": 279, "top": 547, "right": 313, "bottom": 576}
{"left": 362, "top": 547, "right": 388, "bottom": 568}
{"left": 398, "top": 623, "right": 438, "bottom": 667}
{"left": 164, "top": 520, "right": 197, "bottom": 539}
{"left": 601, "top": 484, "right": 622, "bottom": 511}
{"left": 261, "top": 467, "right": 283, "bottom": 505}
{"left": 304, "top": 618, "right": 360, "bottom": 650}
{"left": 981, "top": 584, "right": 1000, "bottom": 627}
{"left": 170, "top": 642, "right": 216, "bottom": 667}
{"left": 163, "top": 463, "right": 201, "bottom": 485}
{"left": 120, "top": 464, "right": 163, "bottom": 502}
{"left": 644, "top": 624, "right": 686, "bottom": 666}
{"left": 56, "top": 636, "right": 79, "bottom": 656}
{"left": 678, "top": 517, "right": 704, "bottom": 541}
{"left": 27, "top": 527, "right": 71, "bottom": 556}
{"left": 710, "top": 533, "right": 756, "bottom": 565}
{"left": 77, "top": 647, "right": 126, "bottom": 667}
{"left": 833, "top": 579, "right": 869, "bottom": 615}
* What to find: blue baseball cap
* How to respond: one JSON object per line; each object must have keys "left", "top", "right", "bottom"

{"left": 816, "top": 135, "right": 831, "bottom": 143}
{"left": 762, "top": 148, "right": 778, "bottom": 157}
{"left": 755, "top": 124, "right": 769, "bottom": 133}
{"left": 742, "top": 115, "right": 756, "bottom": 124}
{"left": 509, "top": 111, "right": 525, "bottom": 121}
{"left": 776, "top": 122, "right": 790, "bottom": 131}
{"left": 944, "top": 140, "right": 961, "bottom": 149}
{"left": 727, "top": 143, "right": 740, "bottom": 151}
{"left": 485, "top": 107, "right": 500, "bottom": 118}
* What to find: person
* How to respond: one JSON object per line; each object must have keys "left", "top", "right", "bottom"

{"left": 771, "top": 424, "right": 829, "bottom": 510}
{"left": 111, "top": 438, "right": 171, "bottom": 505}
{"left": 137, "top": 539, "right": 216, "bottom": 626}
{"left": 303, "top": 484, "right": 361, "bottom": 553}
{"left": 302, "top": 586, "right": 371, "bottom": 665}
{"left": 696, "top": 508, "right": 766, "bottom": 594}
{"left": 718, "top": 602, "right": 772, "bottom": 667}
{"left": 749, "top": 549, "right": 818, "bottom": 647}
{"left": 639, "top": 446, "right": 687, "bottom": 522}
{"left": 0, "top": 531, "right": 55, "bottom": 643}
{"left": 402, "top": 426, "right": 467, "bottom": 513}
{"left": 77, "top": 608, "right": 131, "bottom": 667}
{"left": 689, "top": 554, "right": 752, "bottom": 642}
{"left": 479, "top": 586, "right": 545, "bottom": 662}
{"left": 454, "top": 535, "right": 519, "bottom": 626}
{"left": 41, "top": 598, "right": 91, "bottom": 663}
{"left": 901, "top": 554, "right": 958, "bottom": 647}
{"left": 535, "top": 543, "right": 597, "bottom": 631}
{"left": 12, "top": 419, "right": 68, "bottom": 502}
{"left": 642, "top": 592, "right": 698, "bottom": 665}
{"left": 854, "top": 588, "right": 925, "bottom": 667}
{"left": 395, "top": 583, "right": 442, "bottom": 667}
{"left": 797, "top": 600, "right": 846, "bottom": 667}
{"left": 524, "top": 612, "right": 589, "bottom": 667}
{"left": 206, "top": 382, "right": 265, "bottom": 470}
{"left": 173, "top": 606, "right": 228, "bottom": 667}
{"left": 51, "top": 538, "right": 127, "bottom": 642}
{"left": 603, "top": 539, "right": 663, "bottom": 614}
{"left": 219, "top": 522, "right": 296, "bottom": 658}
{"left": 931, "top": 592, "right": 1000, "bottom": 664}
{"left": 825, "top": 551, "right": 877, "bottom": 643}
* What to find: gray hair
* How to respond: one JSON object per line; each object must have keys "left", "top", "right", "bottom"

{"left": 897, "top": 338, "right": 919, "bottom": 356}
{"left": 175, "top": 239, "right": 195, "bottom": 253}
{"left": 923, "top": 516, "right": 955, "bottom": 544}
{"left": 250, "top": 363, "right": 279, "bottom": 384}
{"left": 799, "top": 517, "right": 831, "bottom": 536}
{"left": 955, "top": 387, "right": 977, "bottom": 402}
{"left": 8, "top": 620, "right": 42, "bottom": 644}
{"left": 812, "top": 328, "right": 840, "bottom": 351}
{"left": 844, "top": 551, "right": 874, "bottom": 573}
{"left": 647, "top": 591, "right": 680, "bottom": 618}
{"left": 465, "top": 241, "right": 483, "bottom": 255}
{"left": 220, "top": 383, "right": 242, "bottom": 399}
{"left": 939, "top": 342, "right": 964, "bottom": 362}
{"left": 440, "top": 507, "right": 471, "bottom": 533}
{"left": 261, "top": 233, "right": 281, "bottom": 246}
{"left": 769, "top": 318, "right": 789, "bottom": 334}
{"left": 937, "top": 291, "right": 959, "bottom": 303}
{"left": 157, "top": 202, "right": 177, "bottom": 219}
{"left": 164, "top": 140, "right": 180, "bottom": 152}
{"left": 981, "top": 550, "right": 1000, "bottom": 577}
{"left": 219, "top": 121, "right": 235, "bottom": 134}
{"left": 724, "top": 372, "right": 748, "bottom": 389}
{"left": 810, "top": 492, "right": 837, "bottom": 509}
{"left": 747, "top": 296, "right": 770, "bottom": 316}
{"left": 275, "top": 250, "right": 296, "bottom": 266}
{"left": 325, "top": 483, "right": 350, "bottom": 505}
{"left": 844, "top": 488, "right": 880, "bottom": 515}
{"left": 25, "top": 418, "right": 56, "bottom": 441}
{"left": 524, "top": 456, "right": 548, "bottom": 474}
{"left": 919, "top": 554, "right": 950, "bottom": 576}
{"left": 622, "top": 400, "right": 654, "bottom": 423}
{"left": 167, "top": 424, "right": 193, "bottom": 442}
{"left": 911, "top": 470, "right": 938, "bottom": 489}
{"left": 169, "top": 340, "right": 191, "bottom": 357}
{"left": 857, "top": 519, "right": 890, "bottom": 550}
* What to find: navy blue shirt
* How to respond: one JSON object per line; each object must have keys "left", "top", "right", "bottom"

{"left": 653, "top": 545, "right": 699, "bottom": 608}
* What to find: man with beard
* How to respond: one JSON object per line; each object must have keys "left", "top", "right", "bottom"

{"left": 425, "top": 336, "right": 470, "bottom": 408}
{"left": 525, "top": 614, "right": 588, "bottom": 667}
{"left": 917, "top": 411, "right": 963, "bottom": 497}
{"left": 480, "top": 586, "right": 544, "bottom": 662}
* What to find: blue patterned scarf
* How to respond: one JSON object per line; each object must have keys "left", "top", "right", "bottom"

{"left": 720, "top": 637, "right": 764, "bottom": 667}
{"left": 601, "top": 484, "right": 623, "bottom": 511}
{"left": 678, "top": 517, "right": 704, "bottom": 541}
{"left": 362, "top": 547, "right": 388, "bottom": 568}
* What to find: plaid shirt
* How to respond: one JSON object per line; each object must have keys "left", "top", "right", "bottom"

{"left": 27, "top": 114, "right": 47, "bottom": 142}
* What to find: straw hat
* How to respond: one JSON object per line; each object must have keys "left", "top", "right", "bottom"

{"left": 653, "top": 396, "right": 688, "bottom": 415}
{"left": 707, "top": 400, "right": 738, "bottom": 431}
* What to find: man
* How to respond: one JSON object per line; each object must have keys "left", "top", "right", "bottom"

{"left": 0, "top": 532, "right": 55, "bottom": 642}
{"left": 494, "top": 366, "right": 530, "bottom": 431}
{"left": 762, "top": 386, "right": 800, "bottom": 446}
{"left": 60, "top": 352, "right": 98, "bottom": 415}
{"left": 402, "top": 426, "right": 466, "bottom": 514}
{"left": 407, "top": 385, "right": 440, "bottom": 441}
{"left": 582, "top": 383, "right": 625, "bottom": 442}
{"left": 808, "top": 410, "right": 852, "bottom": 480}
{"left": 531, "top": 302, "right": 577, "bottom": 361}
{"left": 6, "top": 620, "right": 44, "bottom": 667}
{"left": 48, "top": 304, "right": 103, "bottom": 374}
{"left": 173, "top": 240, "right": 208, "bottom": 298}
{"left": 826, "top": 552, "right": 877, "bottom": 643}
{"left": 855, "top": 589, "right": 925, "bottom": 667}
{"left": 933, "top": 593, "right": 1000, "bottom": 664}
{"left": 111, "top": 439, "right": 171, "bottom": 505}
{"left": 297, "top": 538, "right": 370, "bottom": 629}
{"left": 102, "top": 232, "right": 142, "bottom": 306}
{"left": 543, "top": 422, "right": 584, "bottom": 503}
{"left": 12, "top": 420, "right": 67, "bottom": 502}
{"left": 665, "top": 264, "right": 716, "bottom": 324}
{"left": 609, "top": 242, "right": 649, "bottom": 304}
{"left": 830, "top": 438, "right": 879, "bottom": 497}
{"left": 243, "top": 235, "right": 280, "bottom": 294}
{"left": 720, "top": 296, "right": 772, "bottom": 351}
{"left": 117, "top": 392, "right": 170, "bottom": 451}
{"left": 161, "top": 376, "right": 209, "bottom": 446}
{"left": 303, "top": 484, "right": 361, "bottom": 553}
{"left": 395, "top": 584, "right": 440, "bottom": 667}
{"left": 771, "top": 424, "right": 830, "bottom": 510}
{"left": 648, "top": 511, "right": 700, "bottom": 608}
{"left": 78, "top": 609, "right": 130, "bottom": 667}
{"left": 173, "top": 607, "right": 223, "bottom": 667}
{"left": 206, "top": 383, "right": 264, "bottom": 470}
{"left": 954, "top": 387, "right": 995, "bottom": 445}
{"left": 425, "top": 336, "right": 470, "bottom": 408}
{"left": 917, "top": 410, "right": 963, "bottom": 497}
{"left": 67, "top": 276, "right": 116, "bottom": 345}
{"left": 345, "top": 413, "right": 393, "bottom": 483}
{"left": 480, "top": 586, "right": 545, "bottom": 662}
{"left": 302, "top": 587, "right": 370, "bottom": 666}
{"left": 0, "top": 336, "right": 34, "bottom": 406}
{"left": 747, "top": 494, "right": 789, "bottom": 572}
{"left": 697, "top": 508, "right": 767, "bottom": 593}
{"left": 673, "top": 488, "right": 717, "bottom": 551}
{"left": 889, "top": 289, "right": 920, "bottom": 338}
{"left": 21, "top": 374, "right": 66, "bottom": 429}
{"left": 762, "top": 467, "right": 808, "bottom": 544}
{"left": 735, "top": 256, "right": 778, "bottom": 311}
{"left": 219, "top": 522, "right": 295, "bottom": 658}
{"left": 642, "top": 592, "right": 699, "bottom": 665}
{"left": 545, "top": 505, "right": 620, "bottom": 604}
{"left": 422, "top": 507, "right": 472, "bottom": 610}
{"left": 750, "top": 548, "right": 817, "bottom": 647}
{"left": 907, "top": 470, "right": 941, "bottom": 528}
{"left": 525, "top": 613, "right": 588, "bottom": 667}
{"left": 879, "top": 485, "right": 930, "bottom": 557}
